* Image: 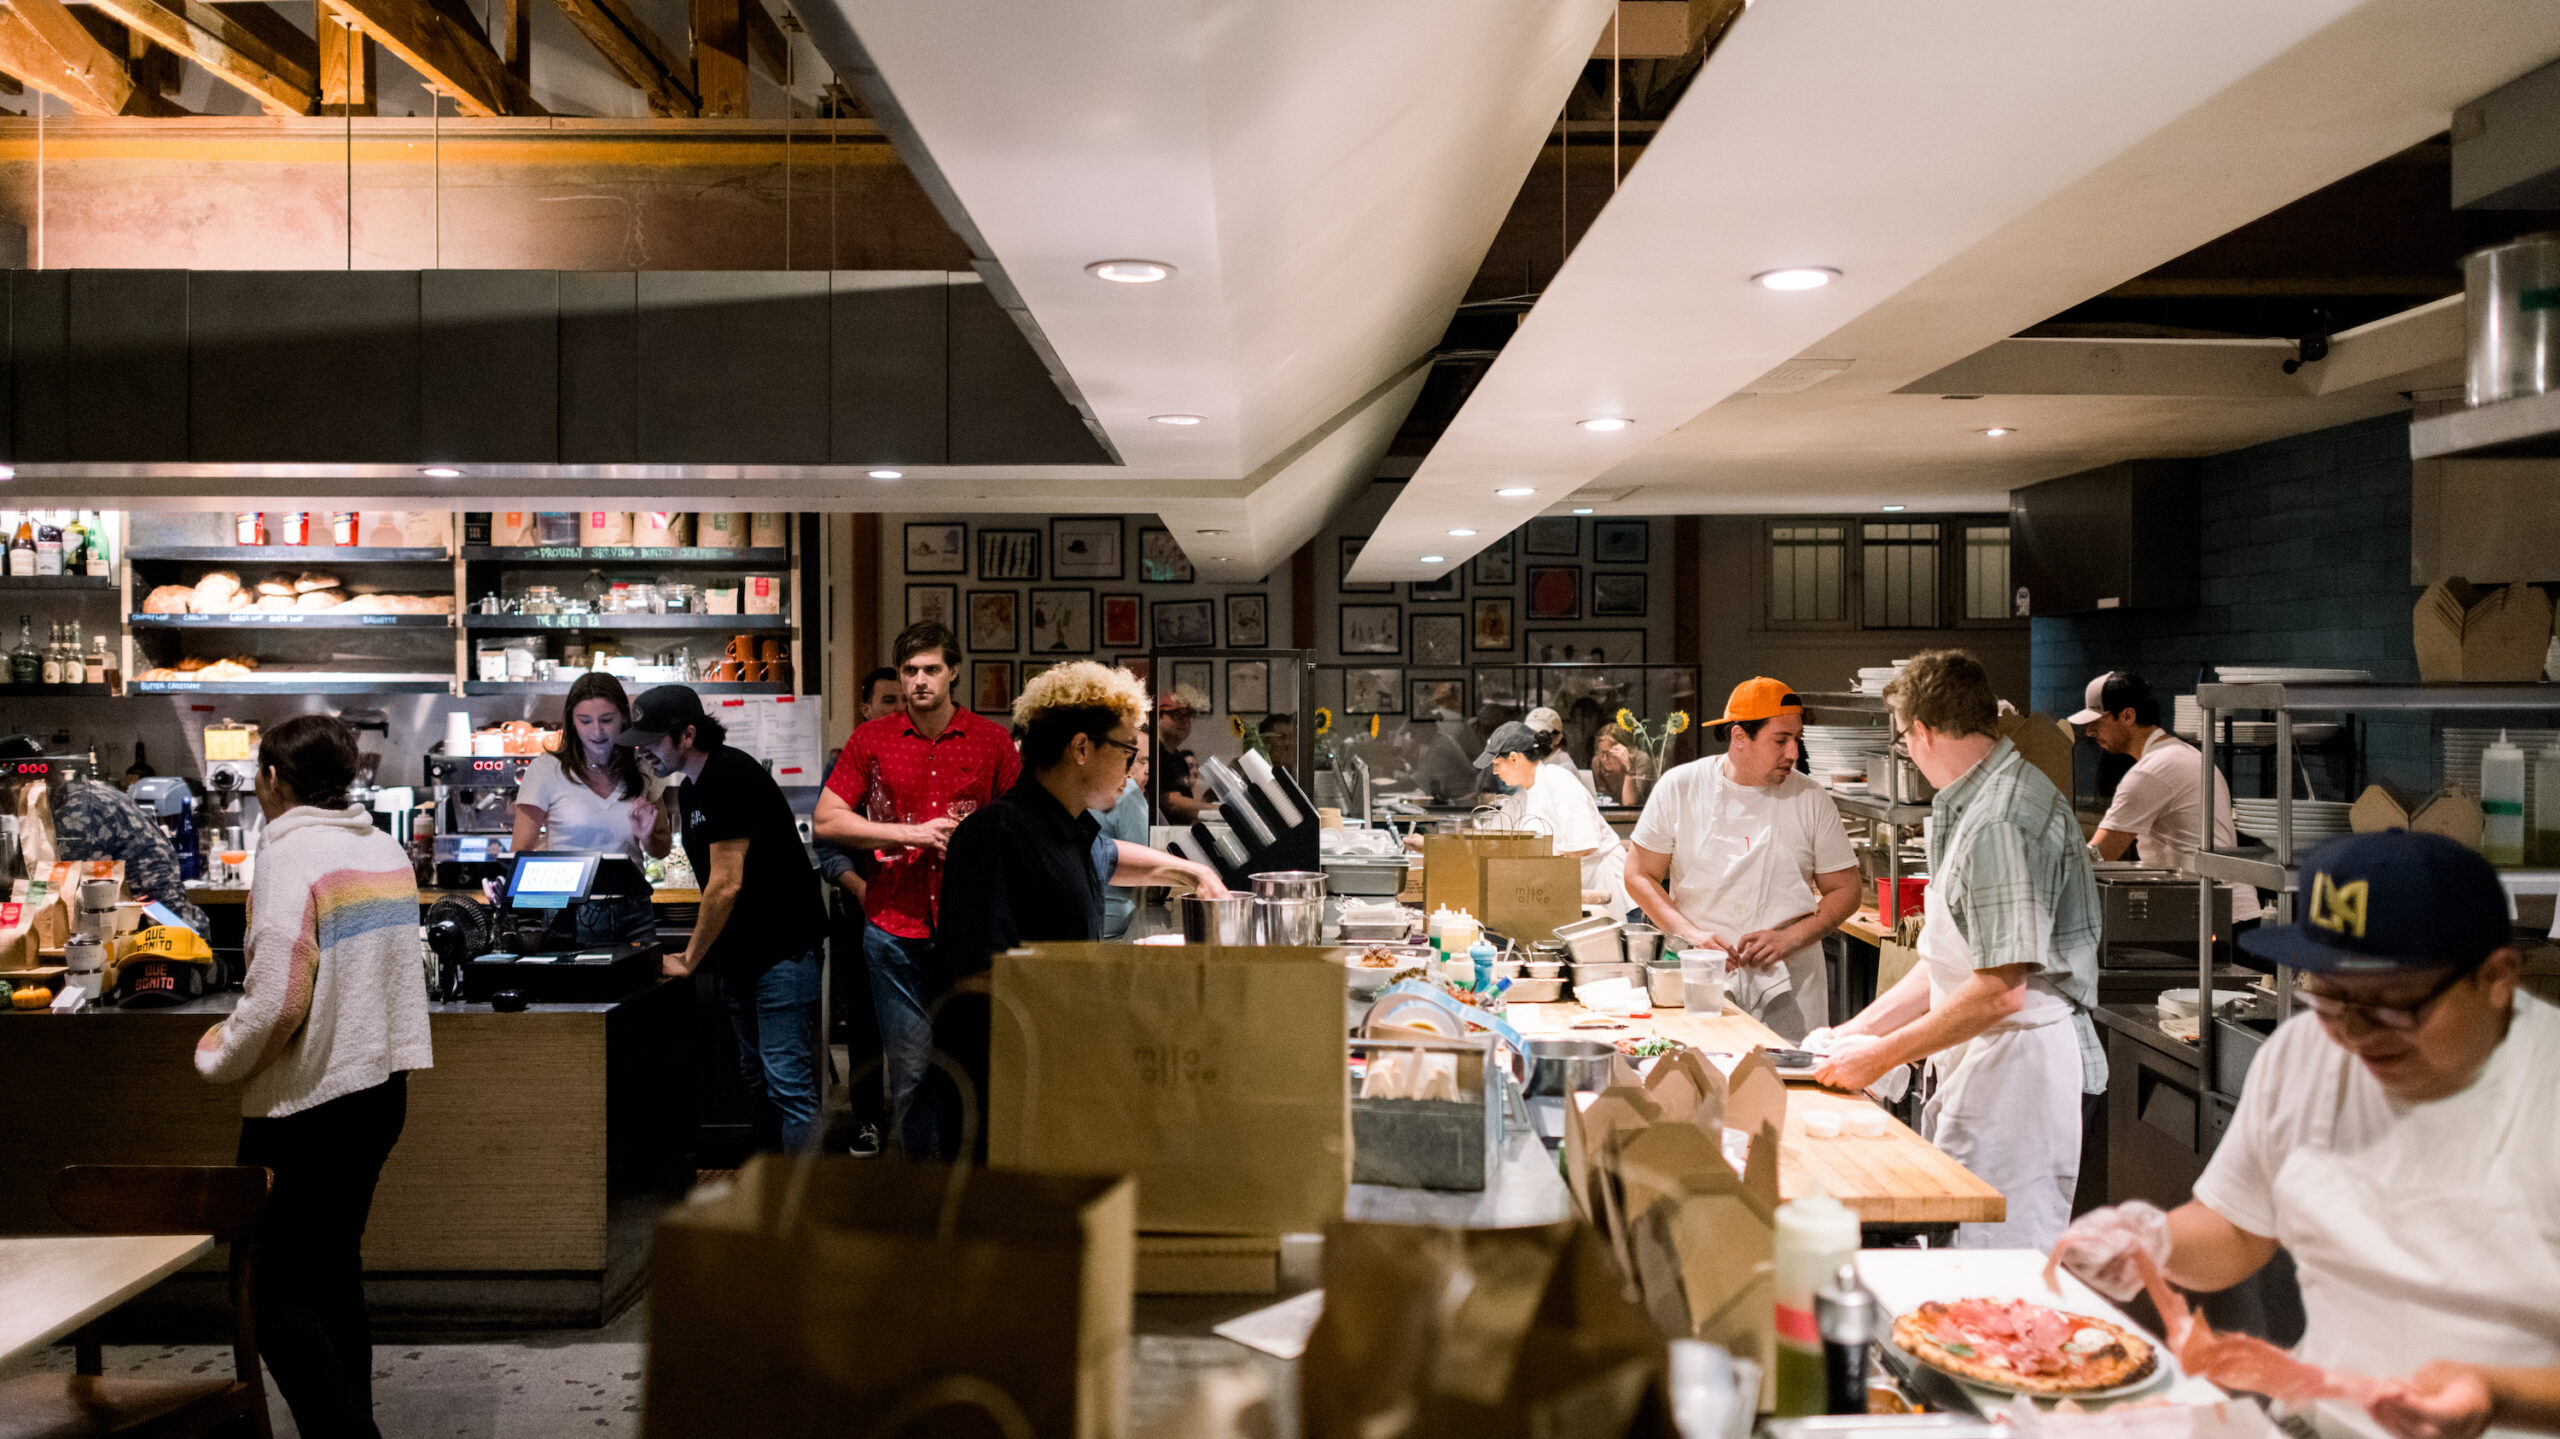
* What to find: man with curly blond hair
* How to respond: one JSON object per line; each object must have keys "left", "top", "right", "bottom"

{"left": 912, "top": 661, "right": 1230, "bottom": 1159}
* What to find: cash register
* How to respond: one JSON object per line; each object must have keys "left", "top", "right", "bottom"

{"left": 460, "top": 850, "right": 663, "bottom": 1003}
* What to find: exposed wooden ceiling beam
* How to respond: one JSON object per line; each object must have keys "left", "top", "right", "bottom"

{"left": 740, "top": 0, "right": 781, "bottom": 85}
{"left": 689, "top": 0, "right": 744, "bottom": 118}
{"left": 0, "top": 0, "right": 177, "bottom": 114}
{"left": 318, "top": 0, "right": 537, "bottom": 116}
{"left": 553, "top": 0, "right": 695, "bottom": 116}
{"left": 87, "top": 0, "right": 312, "bottom": 115}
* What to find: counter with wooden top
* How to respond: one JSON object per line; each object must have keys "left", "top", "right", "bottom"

{"left": 1505, "top": 999, "right": 2005, "bottom": 1229}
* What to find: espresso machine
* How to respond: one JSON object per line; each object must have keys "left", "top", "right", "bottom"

{"left": 425, "top": 752, "right": 529, "bottom": 887}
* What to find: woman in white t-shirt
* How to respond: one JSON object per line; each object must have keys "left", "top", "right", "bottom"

{"left": 511, "top": 673, "right": 670, "bottom": 947}
{"left": 1481, "top": 721, "right": 1629, "bottom": 914}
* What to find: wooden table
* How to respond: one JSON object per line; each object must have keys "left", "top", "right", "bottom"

{"left": 0, "top": 1233, "right": 212, "bottom": 1362}
{"left": 1506, "top": 1000, "right": 2005, "bottom": 1229}
{"left": 1839, "top": 909, "right": 1892, "bottom": 946}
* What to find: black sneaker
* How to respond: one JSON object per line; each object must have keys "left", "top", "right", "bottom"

{"left": 847, "top": 1122, "right": 883, "bottom": 1158}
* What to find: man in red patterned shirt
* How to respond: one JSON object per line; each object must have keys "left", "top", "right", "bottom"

{"left": 814, "top": 622, "right": 1021, "bottom": 1156}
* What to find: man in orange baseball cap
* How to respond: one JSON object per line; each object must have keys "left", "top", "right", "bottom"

{"left": 1625, "top": 676, "right": 1861, "bottom": 1040}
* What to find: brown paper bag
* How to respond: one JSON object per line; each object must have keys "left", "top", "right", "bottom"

{"left": 641, "top": 1154, "right": 1135, "bottom": 1439}
{"left": 1300, "top": 1221, "right": 1671, "bottom": 1439}
{"left": 1481, "top": 855, "right": 1584, "bottom": 942}
{"left": 1421, "top": 831, "right": 1550, "bottom": 921}
{"left": 990, "top": 943, "right": 1350, "bottom": 1234}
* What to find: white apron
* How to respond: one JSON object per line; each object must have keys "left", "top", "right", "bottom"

{"left": 1684, "top": 785, "right": 1827, "bottom": 1041}
{"left": 2272, "top": 1053, "right": 2560, "bottom": 1439}
{"left": 1913, "top": 884, "right": 2083, "bottom": 1251}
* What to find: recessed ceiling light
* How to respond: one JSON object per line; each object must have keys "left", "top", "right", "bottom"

{"left": 1753, "top": 267, "right": 1840, "bottom": 291}
{"left": 419, "top": 466, "right": 462, "bottom": 478}
{"left": 1209, "top": 556, "right": 1229, "bottom": 562}
{"left": 0, "top": 466, "right": 15, "bottom": 480}
{"left": 1196, "top": 528, "right": 1229, "bottom": 535}
{"left": 1496, "top": 486, "right": 1536, "bottom": 498}
{"left": 1419, "top": 555, "right": 1445, "bottom": 564}
{"left": 1086, "top": 259, "right": 1174, "bottom": 284}
{"left": 1578, "top": 417, "right": 1632, "bottom": 432}
{"left": 1979, "top": 427, "right": 2014, "bottom": 437}
{"left": 1447, "top": 528, "right": 1476, "bottom": 537}
{"left": 1881, "top": 504, "right": 1907, "bottom": 512}
{"left": 867, "top": 469, "right": 903, "bottom": 480}
{"left": 1571, "top": 507, "right": 1594, "bottom": 515}
{"left": 1151, "top": 414, "right": 1204, "bottom": 426}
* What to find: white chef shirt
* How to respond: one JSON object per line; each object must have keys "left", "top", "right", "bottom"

{"left": 2096, "top": 729, "right": 2262, "bottom": 922}
{"left": 1502, "top": 763, "right": 1626, "bottom": 902}
{"left": 2194, "top": 993, "right": 2560, "bottom": 1242}
{"left": 514, "top": 751, "right": 657, "bottom": 858}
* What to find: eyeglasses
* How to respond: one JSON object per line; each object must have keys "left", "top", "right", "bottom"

{"left": 1097, "top": 736, "right": 1141, "bottom": 771}
{"left": 2297, "top": 965, "right": 2474, "bottom": 1033}
{"left": 1889, "top": 724, "right": 1911, "bottom": 761}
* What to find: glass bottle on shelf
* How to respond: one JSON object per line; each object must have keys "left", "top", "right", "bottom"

{"left": 39, "top": 622, "right": 61, "bottom": 685}
{"left": 10, "top": 615, "right": 37, "bottom": 684}
{"left": 63, "top": 512, "right": 90, "bottom": 576}
{"left": 8, "top": 515, "right": 35, "bottom": 577}
{"left": 61, "top": 619, "right": 83, "bottom": 687}
{"left": 82, "top": 633, "right": 107, "bottom": 688}
{"left": 33, "top": 512, "right": 62, "bottom": 576}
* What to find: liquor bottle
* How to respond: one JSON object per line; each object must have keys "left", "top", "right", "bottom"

{"left": 62, "top": 512, "right": 89, "bottom": 576}
{"left": 83, "top": 511, "right": 110, "bottom": 577}
{"left": 33, "top": 512, "right": 62, "bottom": 576}
{"left": 82, "top": 635, "right": 104, "bottom": 687}
{"left": 7, "top": 515, "right": 34, "bottom": 577}
{"left": 123, "top": 740, "right": 154, "bottom": 785}
{"left": 61, "top": 619, "right": 83, "bottom": 688}
{"left": 38, "top": 623, "right": 60, "bottom": 685}
{"left": 9, "top": 615, "right": 36, "bottom": 685}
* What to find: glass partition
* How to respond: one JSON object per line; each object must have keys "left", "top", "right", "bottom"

{"left": 1309, "top": 662, "right": 1701, "bottom": 813}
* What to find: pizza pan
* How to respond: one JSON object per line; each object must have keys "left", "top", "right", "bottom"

{"left": 1884, "top": 1317, "right": 2178, "bottom": 1404}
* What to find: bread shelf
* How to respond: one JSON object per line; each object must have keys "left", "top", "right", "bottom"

{"left": 127, "top": 546, "right": 452, "bottom": 564}
{"left": 461, "top": 680, "right": 792, "bottom": 696}
{"left": 130, "top": 678, "right": 454, "bottom": 695}
{"left": 0, "top": 575, "right": 116, "bottom": 591}
{"left": 460, "top": 546, "right": 790, "bottom": 564}
{"left": 129, "top": 613, "right": 454, "bottom": 629}
{"left": 460, "top": 614, "right": 789, "bottom": 632}
{"left": 0, "top": 683, "right": 112, "bottom": 697}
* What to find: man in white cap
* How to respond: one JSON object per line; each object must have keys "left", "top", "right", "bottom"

{"left": 2069, "top": 670, "right": 2261, "bottom": 927}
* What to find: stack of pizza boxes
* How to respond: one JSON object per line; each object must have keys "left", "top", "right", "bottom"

{"left": 1563, "top": 1049, "right": 1788, "bottom": 1408}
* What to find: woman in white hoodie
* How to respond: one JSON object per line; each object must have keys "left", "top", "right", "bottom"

{"left": 196, "top": 715, "right": 430, "bottom": 1439}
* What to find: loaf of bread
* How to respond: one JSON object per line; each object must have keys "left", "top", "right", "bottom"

{"left": 191, "top": 571, "right": 243, "bottom": 611}
{"left": 295, "top": 571, "right": 341, "bottom": 594}
{"left": 138, "top": 667, "right": 182, "bottom": 682}
{"left": 142, "top": 585, "right": 194, "bottom": 614}
{"left": 175, "top": 656, "right": 208, "bottom": 672}
{"left": 295, "top": 589, "right": 344, "bottom": 611}
{"left": 335, "top": 593, "right": 381, "bottom": 614}
{"left": 253, "top": 593, "right": 295, "bottom": 613}
{"left": 256, "top": 574, "right": 297, "bottom": 598}
{"left": 198, "top": 659, "right": 255, "bottom": 679}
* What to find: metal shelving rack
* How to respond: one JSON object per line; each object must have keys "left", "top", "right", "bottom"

{"left": 2183, "top": 680, "right": 2560, "bottom": 1124}
{"left": 1795, "top": 691, "right": 1930, "bottom": 895}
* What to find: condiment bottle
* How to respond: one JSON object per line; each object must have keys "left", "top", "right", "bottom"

{"left": 1816, "top": 1262, "right": 1880, "bottom": 1415}
{"left": 1468, "top": 936, "right": 1496, "bottom": 994}
{"left": 1773, "top": 1183, "right": 1862, "bottom": 1416}
{"left": 2483, "top": 730, "right": 2525, "bottom": 867}
{"left": 235, "top": 511, "right": 266, "bottom": 546}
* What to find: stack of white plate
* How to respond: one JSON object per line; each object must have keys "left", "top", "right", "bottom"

{"left": 2231, "top": 798, "right": 2354, "bottom": 848}
{"left": 2443, "top": 728, "right": 2560, "bottom": 810}
{"left": 2214, "top": 666, "right": 2374, "bottom": 685}
{"left": 1802, "top": 723, "right": 1892, "bottom": 788}
{"left": 1852, "top": 661, "right": 1908, "bottom": 697}
{"left": 2171, "top": 695, "right": 2341, "bottom": 745}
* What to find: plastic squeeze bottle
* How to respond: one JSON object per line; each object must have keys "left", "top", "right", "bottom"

{"left": 2483, "top": 730, "right": 2526, "bottom": 867}
{"left": 1469, "top": 935, "right": 1497, "bottom": 994}
{"left": 1773, "top": 1182, "right": 1862, "bottom": 1416}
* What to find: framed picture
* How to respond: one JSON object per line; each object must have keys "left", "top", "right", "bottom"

{"left": 977, "top": 528, "right": 1041, "bottom": 581}
{"left": 1225, "top": 593, "right": 1269, "bottom": 648}
{"left": 1138, "top": 527, "right": 1194, "bottom": 583}
{"left": 903, "top": 522, "right": 966, "bottom": 574}
{"left": 1472, "top": 534, "right": 1516, "bottom": 586}
{"left": 1410, "top": 571, "right": 1462, "bottom": 602}
{"left": 1117, "top": 655, "right": 1153, "bottom": 687}
{"left": 1152, "top": 597, "right": 1215, "bottom": 649}
{"left": 971, "top": 660, "right": 1013, "bottom": 713}
{"left": 1474, "top": 666, "right": 1520, "bottom": 707}
{"left": 1170, "top": 660, "right": 1215, "bottom": 712}
{"left": 904, "top": 582, "right": 956, "bottom": 630}
{"left": 1472, "top": 596, "right": 1515, "bottom": 652}
{"left": 1050, "top": 518, "right": 1123, "bottom": 579}
{"left": 1523, "top": 516, "right": 1579, "bottom": 556}
{"left": 1101, "top": 592, "right": 1142, "bottom": 649}
{"left": 1343, "top": 667, "right": 1402, "bottom": 715}
{"left": 966, "top": 589, "right": 1019, "bottom": 653}
{"left": 1338, "top": 536, "right": 1393, "bottom": 594}
{"left": 1591, "top": 572, "right": 1647, "bottom": 617}
{"left": 1411, "top": 612, "right": 1464, "bottom": 666}
{"left": 1027, "top": 588, "right": 1094, "bottom": 654}
{"left": 1227, "top": 659, "right": 1270, "bottom": 714}
{"left": 1411, "top": 676, "right": 1466, "bottom": 718}
{"left": 1527, "top": 629, "right": 1646, "bottom": 664}
{"left": 1338, "top": 603, "right": 1401, "bottom": 655}
{"left": 1526, "top": 565, "right": 1581, "bottom": 620}
{"left": 1594, "top": 519, "right": 1649, "bottom": 564}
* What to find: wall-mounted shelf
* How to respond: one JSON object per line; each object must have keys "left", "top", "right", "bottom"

{"left": 460, "top": 546, "right": 790, "bottom": 564}
{"left": 2410, "top": 388, "right": 2560, "bottom": 461}
{"left": 0, "top": 683, "right": 113, "bottom": 697}
{"left": 131, "top": 678, "right": 454, "bottom": 695}
{"left": 129, "top": 613, "right": 453, "bottom": 629}
{"left": 127, "top": 546, "right": 452, "bottom": 564}
{"left": 0, "top": 575, "right": 116, "bottom": 591}
{"left": 462, "top": 680, "right": 791, "bottom": 697}
{"left": 460, "top": 614, "right": 790, "bottom": 632}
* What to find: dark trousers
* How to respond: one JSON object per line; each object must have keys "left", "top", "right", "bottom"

{"left": 235, "top": 1072, "right": 408, "bottom": 1439}
{"left": 912, "top": 985, "right": 991, "bottom": 1164}
{"left": 713, "top": 948, "right": 823, "bottom": 1152}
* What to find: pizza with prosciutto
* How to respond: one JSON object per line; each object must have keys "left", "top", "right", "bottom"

{"left": 1891, "top": 1297, "right": 2157, "bottom": 1395}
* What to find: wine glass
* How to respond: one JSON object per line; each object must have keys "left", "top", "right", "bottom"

{"left": 947, "top": 800, "right": 978, "bottom": 821}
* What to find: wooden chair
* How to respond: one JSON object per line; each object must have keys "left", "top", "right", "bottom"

{"left": 0, "top": 1165, "right": 273, "bottom": 1439}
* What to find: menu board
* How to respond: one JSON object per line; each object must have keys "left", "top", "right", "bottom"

{"left": 708, "top": 694, "right": 822, "bottom": 785}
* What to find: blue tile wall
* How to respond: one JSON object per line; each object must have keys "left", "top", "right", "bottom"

{"left": 2029, "top": 413, "right": 2441, "bottom": 791}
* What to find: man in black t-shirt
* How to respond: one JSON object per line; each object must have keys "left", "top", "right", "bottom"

{"left": 623, "top": 685, "right": 825, "bottom": 1152}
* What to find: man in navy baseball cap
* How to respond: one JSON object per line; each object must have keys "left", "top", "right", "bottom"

{"left": 2053, "top": 828, "right": 2555, "bottom": 1437}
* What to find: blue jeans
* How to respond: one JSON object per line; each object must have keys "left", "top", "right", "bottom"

{"left": 862, "top": 923, "right": 938, "bottom": 1156}
{"left": 713, "top": 948, "right": 822, "bottom": 1153}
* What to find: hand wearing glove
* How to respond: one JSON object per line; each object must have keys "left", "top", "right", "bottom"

{"left": 2368, "top": 1364, "right": 2497, "bottom": 1439}
{"left": 2045, "top": 1199, "right": 2173, "bottom": 1301}
{"left": 1808, "top": 1032, "right": 1891, "bottom": 1091}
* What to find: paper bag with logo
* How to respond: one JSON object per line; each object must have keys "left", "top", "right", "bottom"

{"left": 1421, "top": 830, "right": 1549, "bottom": 920}
{"left": 1619, "top": 1123, "right": 1780, "bottom": 1407}
{"left": 642, "top": 1154, "right": 1135, "bottom": 1439}
{"left": 1300, "top": 1220, "right": 1672, "bottom": 1439}
{"left": 990, "top": 943, "right": 1349, "bottom": 1234}
{"left": 1481, "top": 854, "right": 1584, "bottom": 942}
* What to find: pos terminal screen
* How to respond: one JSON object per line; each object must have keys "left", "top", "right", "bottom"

{"left": 508, "top": 855, "right": 596, "bottom": 909}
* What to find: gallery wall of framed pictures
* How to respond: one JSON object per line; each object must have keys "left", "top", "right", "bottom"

{"left": 883, "top": 513, "right": 1299, "bottom": 715}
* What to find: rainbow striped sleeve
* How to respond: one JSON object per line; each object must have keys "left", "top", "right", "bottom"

{"left": 221, "top": 865, "right": 416, "bottom": 1080}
